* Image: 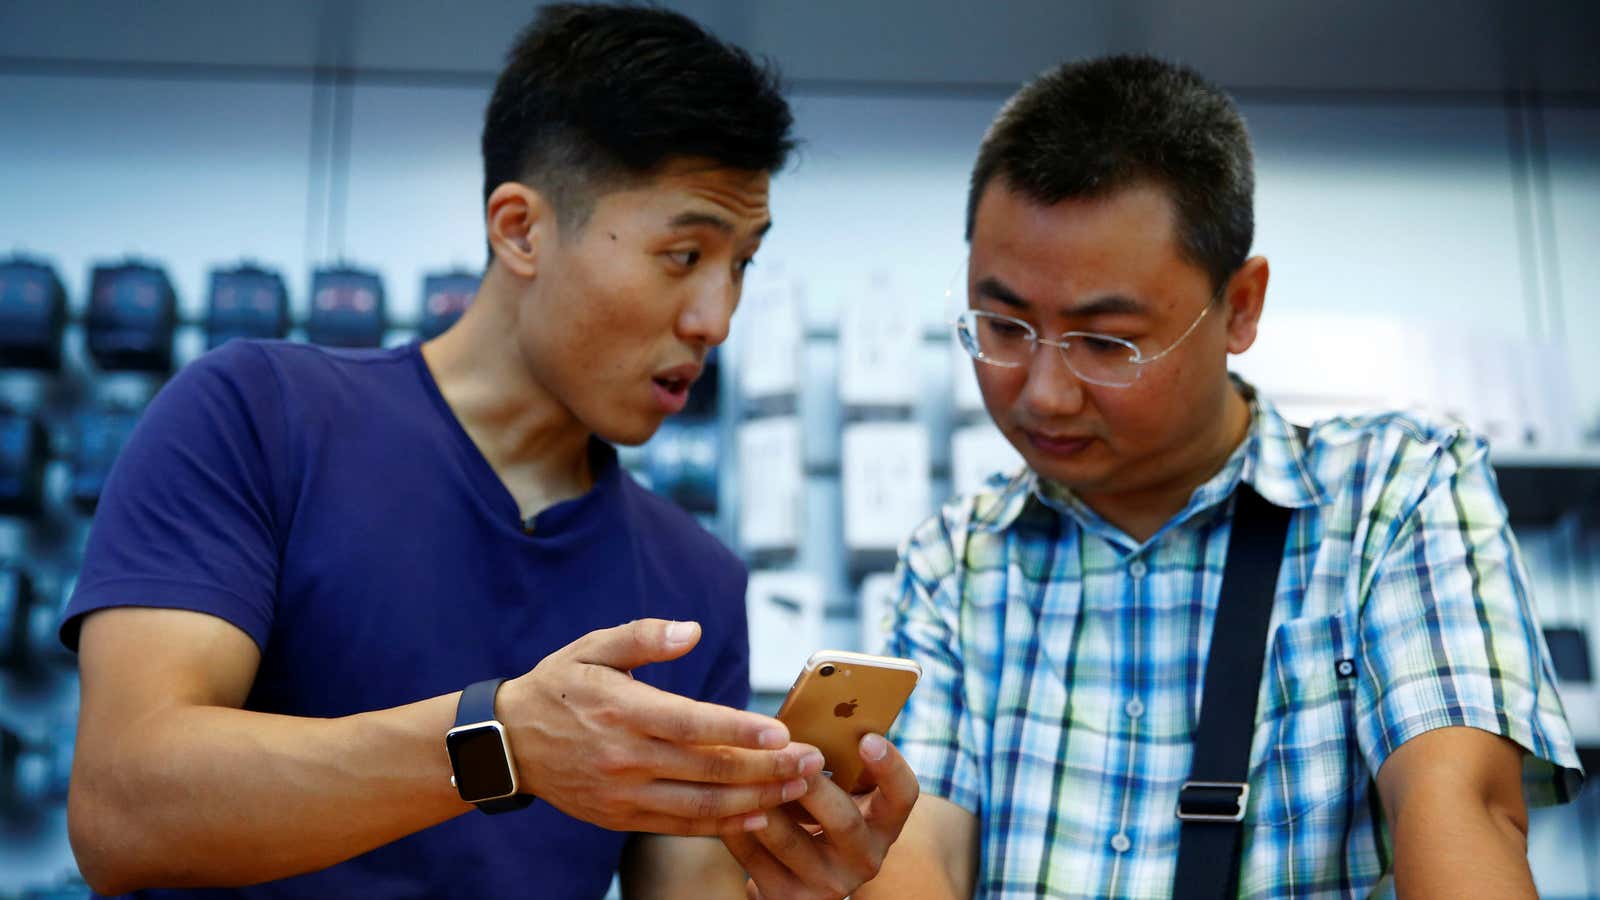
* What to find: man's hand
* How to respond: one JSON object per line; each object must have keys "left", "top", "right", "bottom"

{"left": 720, "top": 733, "right": 920, "bottom": 899}
{"left": 500, "top": 618, "right": 825, "bottom": 835}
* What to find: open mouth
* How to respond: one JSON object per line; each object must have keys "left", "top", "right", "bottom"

{"left": 651, "top": 374, "right": 695, "bottom": 414}
{"left": 650, "top": 361, "right": 701, "bottom": 414}
{"left": 653, "top": 376, "right": 691, "bottom": 398}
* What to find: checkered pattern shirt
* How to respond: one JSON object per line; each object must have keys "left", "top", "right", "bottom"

{"left": 883, "top": 389, "right": 1584, "bottom": 899}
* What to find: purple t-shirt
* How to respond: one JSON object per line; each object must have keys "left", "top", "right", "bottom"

{"left": 62, "top": 340, "right": 750, "bottom": 900}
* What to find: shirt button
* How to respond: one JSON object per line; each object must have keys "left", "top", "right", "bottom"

{"left": 1110, "top": 833, "right": 1132, "bottom": 853}
{"left": 1128, "top": 559, "right": 1148, "bottom": 579}
{"left": 1125, "top": 698, "right": 1145, "bottom": 719}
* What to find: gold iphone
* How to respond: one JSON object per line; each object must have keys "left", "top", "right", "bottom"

{"left": 775, "top": 650, "right": 922, "bottom": 793}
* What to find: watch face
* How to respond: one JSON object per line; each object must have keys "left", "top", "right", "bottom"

{"left": 445, "top": 723, "right": 515, "bottom": 802}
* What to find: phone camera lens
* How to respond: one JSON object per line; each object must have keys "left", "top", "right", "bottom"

{"left": 819, "top": 664, "right": 836, "bottom": 677}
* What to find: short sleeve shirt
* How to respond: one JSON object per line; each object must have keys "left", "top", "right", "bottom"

{"left": 883, "top": 386, "right": 1583, "bottom": 899}
{"left": 63, "top": 340, "right": 751, "bottom": 899}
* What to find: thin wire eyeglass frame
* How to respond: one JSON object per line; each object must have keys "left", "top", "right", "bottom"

{"left": 951, "top": 279, "right": 1226, "bottom": 388}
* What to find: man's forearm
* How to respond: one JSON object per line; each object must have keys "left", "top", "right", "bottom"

{"left": 70, "top": 694, "right": 466, "bottom": 893}
{"left": 856, "top": 862, "right": 965, "bottom": 900}
{"left": 619, "top": 835, "right": 749, "bottom": 900}
{"left": 854, "top": 837, "right": 966, "bottom": 900}
{"left": 1392, "top": 791, "right": 1536, "bottom": 899}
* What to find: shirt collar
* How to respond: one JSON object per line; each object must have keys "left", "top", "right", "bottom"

{"left": 972, "top": 377, "right": 1325, "bottom": 538}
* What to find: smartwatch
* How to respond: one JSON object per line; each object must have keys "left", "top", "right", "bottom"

{"left": 445, "top": 677, "right": 535, "bottom": 813}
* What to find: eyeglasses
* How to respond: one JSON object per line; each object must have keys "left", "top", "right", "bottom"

{"left": 953, "top": 291, "right": 1216, "bottom": 388}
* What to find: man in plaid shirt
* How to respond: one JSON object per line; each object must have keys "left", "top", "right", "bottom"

{"left": 856, "top": 56, "right": 1584, "bottom": 899}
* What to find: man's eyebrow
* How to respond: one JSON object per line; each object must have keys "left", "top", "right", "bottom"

{"left": 666, "top": 212, "right": 773, "bottom": 239}
{"left": 667, "top": 211, "right": 733, "bottom": 233}
{"left": 973, "top": 276, "right": 1149, "bottom": 317}
{"left": 974, "top": 276, "right": 1030, "bottom": 310}
{"left": 1063, "top": 294, "right": 1148, "bottom": 317}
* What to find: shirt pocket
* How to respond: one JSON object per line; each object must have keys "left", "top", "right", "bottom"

{"left": 1247, "top": 612, "right": 1360, "bottom": 826}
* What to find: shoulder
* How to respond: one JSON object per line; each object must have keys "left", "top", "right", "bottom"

{"left": 123, "top": 341, "right": 290, "bottom": 444}
{"left": 1294, "top": 409, "right": 1510, "bottom": 574}
{"left": 185, "top": 340, "right": 425, "bottom": 423}
{"left": 204, "top": 338, "right": 413, "bottom": 388}
{"left": 164, "top": 339, "right": 341, "bottom": 402}
{"left": 1302, "top": 409, "right": 1490, "bottom": 501}
{"left": 902, "top": 466, "right": 1030, "bottom": 589}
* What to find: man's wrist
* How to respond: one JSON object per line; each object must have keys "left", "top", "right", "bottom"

{"left": 446, "top": 677, "right": 535, "bottom": 813}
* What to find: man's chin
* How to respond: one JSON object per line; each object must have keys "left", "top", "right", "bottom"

{"left": 1020, "top": 448, "right": 1118, "bottom": 496}
{"left": 593, "top": 414, "right": 666, "bottom": 448}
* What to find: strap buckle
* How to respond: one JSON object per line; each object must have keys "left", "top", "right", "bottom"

{"left": 1176, "top": 781, "right": 1249, "bottom": 823}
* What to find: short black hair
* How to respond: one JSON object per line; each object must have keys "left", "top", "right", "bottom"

{"left": 967, "top": 55, "right": 1254, "bottom": 292}
{"left": 481, "top": 3, "right": 794, "bottom": 257}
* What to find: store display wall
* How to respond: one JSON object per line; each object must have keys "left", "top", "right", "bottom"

{"left": 1, "top": 63, "right": 1597, "bottom": 898}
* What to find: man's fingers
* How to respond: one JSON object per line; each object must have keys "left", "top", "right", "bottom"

{"left": 748, "top": 799, "right": 839, "bottom": 888}
{"left": 571, "top": 618, "right": 702, "bottom": 670}
{"left": 632, "top": 777, "right": 810, "bottom": 823}
{"left": 722, "top": 825, "right": 806, "bottom": 899}
{"left": 606, "top": 806, "right": 780, "bottom": 838}
{"left": 627, "top": 688, "right": 793, "bottom": 750}
{"left": 577, "top": 670, "right": 795, "bottom": 752}
{"left": 858, "top": 733, "right": 920, "bottom": 832}
{"left": 646, "top": 737, "right": 826, "bottom": 786}
{"left": 790, "top": 772, "right": 876, "bottom": 868}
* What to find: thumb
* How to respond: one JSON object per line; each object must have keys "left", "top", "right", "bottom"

{"left": 575, "top": 618, "right": 702, "bottom": 670}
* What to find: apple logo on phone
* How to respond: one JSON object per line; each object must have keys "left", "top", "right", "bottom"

{"left": 834, "top": 699, "right": 858, "bottom": 718}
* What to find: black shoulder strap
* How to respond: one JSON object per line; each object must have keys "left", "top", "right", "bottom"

{"left": 1171, "top": 482, "right": 1294, "bottom": 899}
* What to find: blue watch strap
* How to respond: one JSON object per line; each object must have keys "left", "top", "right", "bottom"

{"left": 454, "top": 677, "right": 535, "bottom": 813}
{"left": 455, "top": 677, "right": 505, "bottom": 728}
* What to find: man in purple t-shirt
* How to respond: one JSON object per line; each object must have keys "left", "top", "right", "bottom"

{"left": 60, "top": 5, "right": 917, "bottom": 898}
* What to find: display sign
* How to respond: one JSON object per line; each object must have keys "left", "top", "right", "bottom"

{"left": 951, "top": 338, "right": 986, "bottom": 416}
{"left": 0, "top": 567, "right": 33, "bottom": 671}
{"left": 746, "top": 570, "right": 824, "bottom": 692}
{"left": 857, "top": 572, "right": 899, "bottom": 656}
{"left": 206, "top": 263, "right": 289, "bottom": 348}
{"left": 645, "top": 419, "right": 720, "bottom": 513}
{"left": 419, "top": 271, "right": 479, "bottom": 340}
{"left": 737, "top": 416, "right": 804, "bottom": 551}
{"left": 86, "top": 260, "right": 177, "bottom": 372}
{"left": 24, "top": 581, "right": 74, "bottom": 671}
{"left": 11, "top": 722, "right": 74, "bottom": 808}
{"left": 681, "top": 347, "right": 721, "bottom": 419}
{"left": 838, "top": 275, "right": 918, "bottom": 409}
{"left": 842, "top": 422, "right": 930, "bottom": 552}
{"left": 307, "top": 266, "right": 386, "bottom": 348}
{"left": 70, "top": 409, "right": 141, "bottom": 512}
{"left": 0, "top": 257, "right": 67, "bottom": 371}
{"left": 739, "top": 273, "right": 804, "bottom": 403}
{"left": 951, "top": 423, "right": 1024, "bottom": 498}
{"left": 0, "top": 411, "right": 47, "bottom": 517}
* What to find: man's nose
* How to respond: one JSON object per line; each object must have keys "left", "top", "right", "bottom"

{"left": 1019, "top": 342, "right": 1087, "bottom": 418}
{"left": 677, "top": 279, "right": 737, "bottom": 348}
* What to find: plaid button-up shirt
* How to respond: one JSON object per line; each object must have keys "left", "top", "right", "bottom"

{"left": 883, "top": 388, "right": 1583, "bottom": 899}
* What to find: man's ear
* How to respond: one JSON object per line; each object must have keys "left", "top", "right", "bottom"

{"left": 1223, "top": 255, "right": 1269, "bottom": 355}
{"left": 485, "top": 183, "right": 550, "bottom": 279}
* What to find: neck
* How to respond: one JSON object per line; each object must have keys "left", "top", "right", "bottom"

{"left": 421, "top": 267, "right": 593, "bottom": 516}
{"left": 1078, "top": 383, "right": 1253, "bottom": 543}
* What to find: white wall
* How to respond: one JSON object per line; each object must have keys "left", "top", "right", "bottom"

{"left": 0, "top": 73, "right": 315, "bottom": 322}
{"left": 342, "top": 83, "right": 490, "bottom": 321}
{"left": 1546, "top": 106, "right": 1600, "bottom": 433}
